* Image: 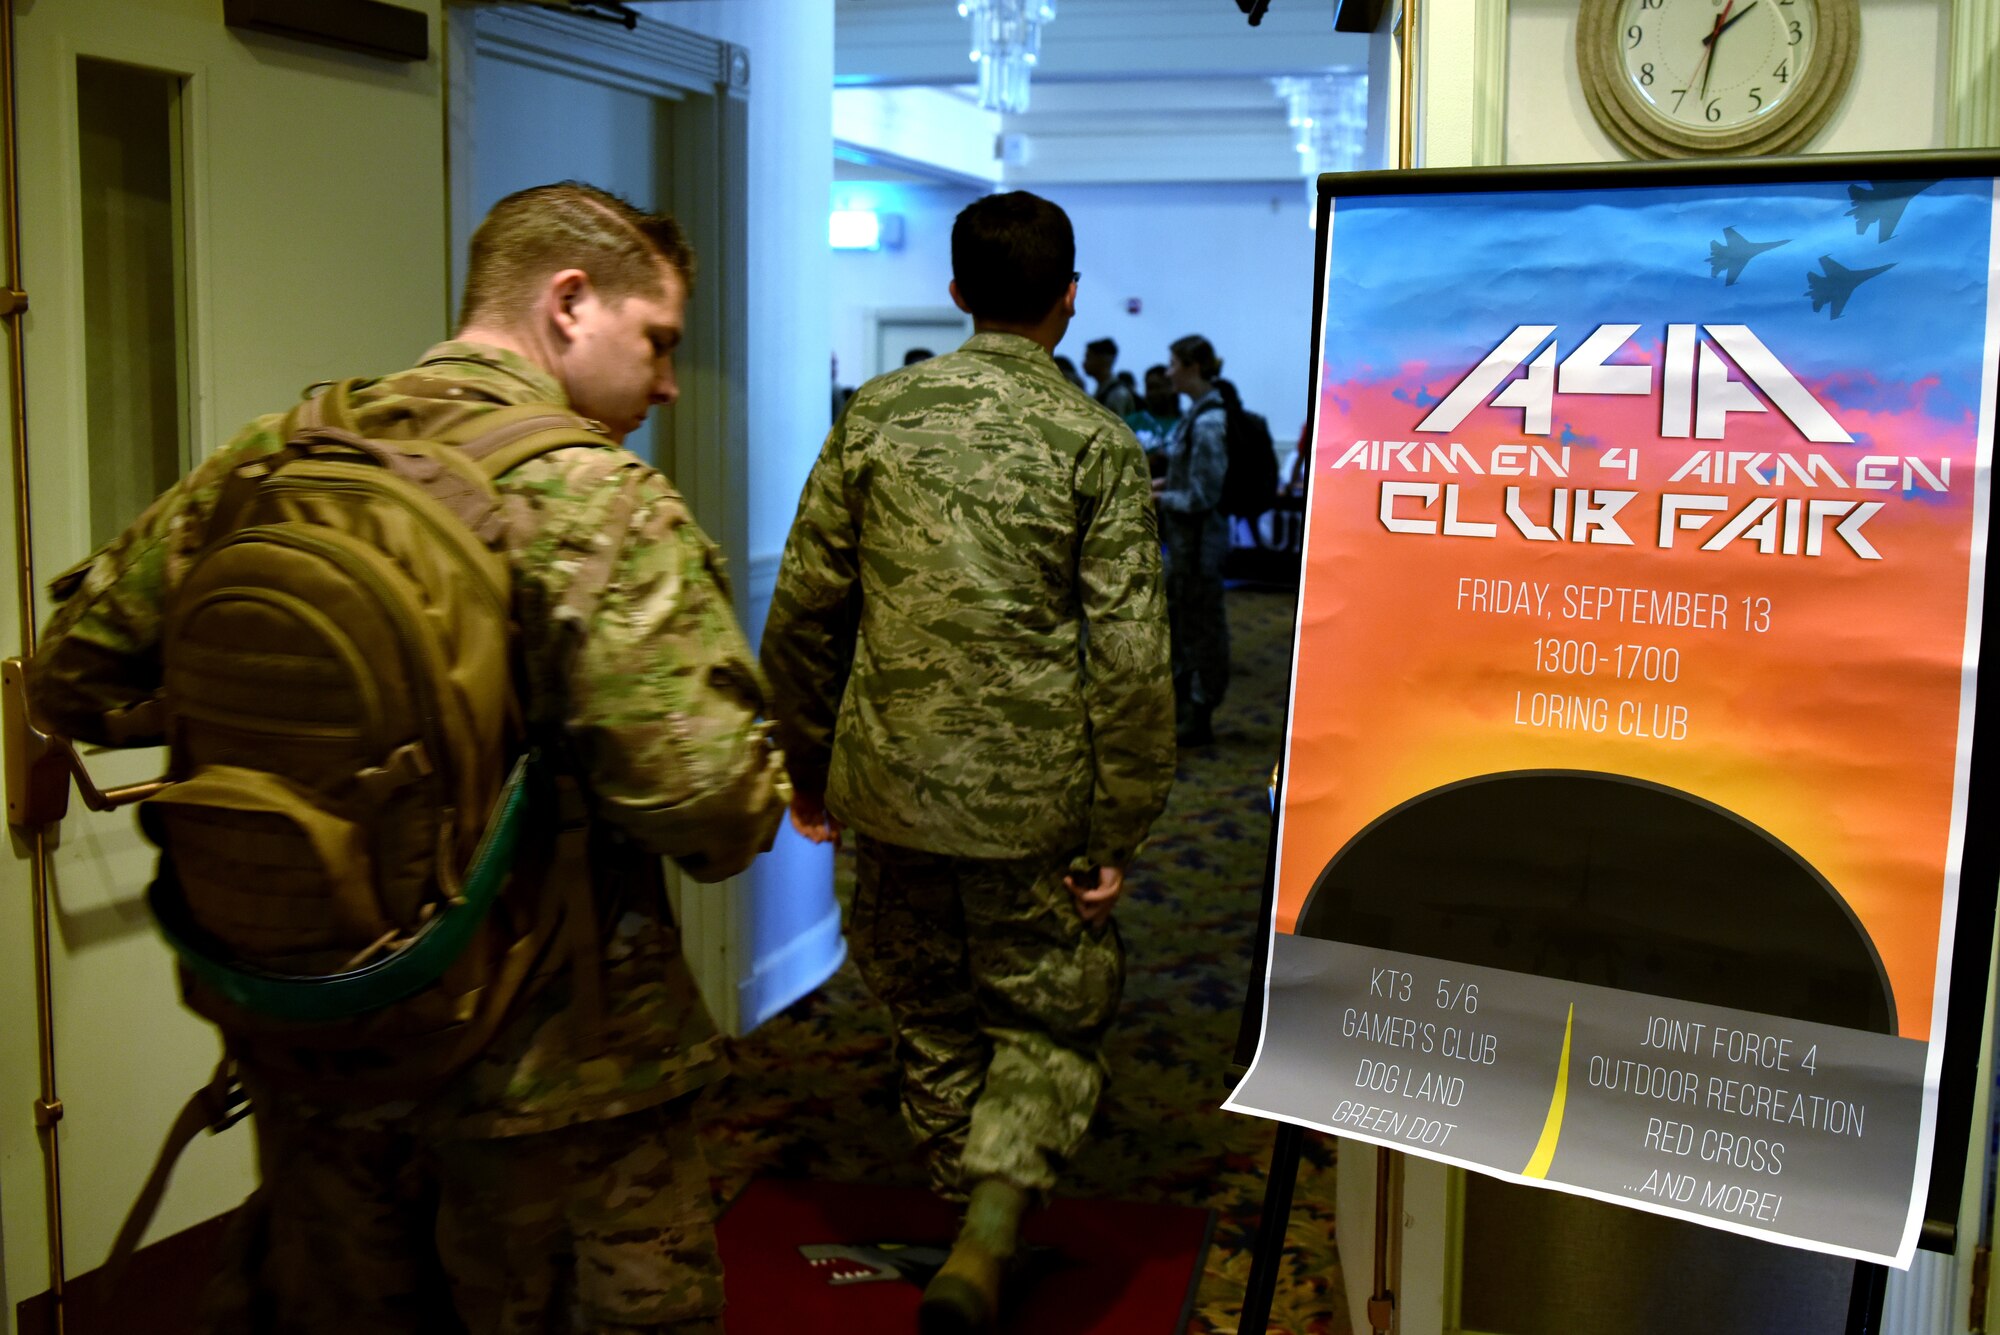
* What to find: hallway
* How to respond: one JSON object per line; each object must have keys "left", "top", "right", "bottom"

{"left": 703, "top": 586, "right": 1351, "bottom": 1333}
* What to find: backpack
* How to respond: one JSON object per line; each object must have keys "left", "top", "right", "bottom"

{"left": 137, "top": 377, "right": 621, "bottom": 1096}
{"left": 1198, "top": 393, "right": 1279, "bottom": 520}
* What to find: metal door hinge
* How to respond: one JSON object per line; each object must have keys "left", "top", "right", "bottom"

{"left": 0, "top": 288, "right": 24, "bottom": 317}
{"left": 32, "top": 1097, "right": 62, "bottom": 1127}
{"left": 1368, "top": 1291, "right": 1396, "bottom": 1334}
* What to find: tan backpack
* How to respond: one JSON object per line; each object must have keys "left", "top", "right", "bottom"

{"left": 138, "top": 378, "right": 623, "bottom": 1094}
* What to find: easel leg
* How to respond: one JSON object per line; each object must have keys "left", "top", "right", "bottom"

{"left": 1237, "top": 1122, "right": 1306, "bottom": 1334}
{"left": 1367, "top": 1146, "right": 1396, "bottom": 1335}
{"left": 1845, "top": 1261, "right": 1887, "bottom": 1335}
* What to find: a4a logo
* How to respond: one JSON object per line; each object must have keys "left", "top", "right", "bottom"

{"left": 1416, "top": 324, "right": 1852, "bottom": 445}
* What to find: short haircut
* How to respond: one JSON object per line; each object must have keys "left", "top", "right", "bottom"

{"left": 1086, "top": 337, "right": 1117, "bottom": 359}
{"left": 1171, "top": 334, "right": 1223, "bottom": 380}
{"left": 903, "top": 347, "right": 935, "bottom": 365}
{"left": 951, "top": 191, "right": 1075, "bottom": 325}
{"left": 458, "top": 181, "right": 694, "bottom": 331}
{"left": 1144, "top": 363, "right": 1170, "bottom": 381}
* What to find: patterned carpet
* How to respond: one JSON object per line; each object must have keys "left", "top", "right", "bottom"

{"left": 701, "top": 586, "right": 1351, "bottom": 1335}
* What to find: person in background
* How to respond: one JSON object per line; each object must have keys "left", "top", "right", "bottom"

{"left": 1287, "top": 418, "right": 1313, "bottom": 495}
{"left": 1124, "top": 362, "right": 1184, "bottom": 463}
{"left": 761, "top": 189, "right": 1174, "bottom": 1335}
{"left": 832, "top": 352, "right": 853, "bottom": 423}
{"left": 1052, "top": 352, "right": 1088, "bottom": 393}
{"left": 1083, "top": 337, "right": 1138, "bottom": 418}
{"left": 1153, "top": 334, "right": 1230, "bottom": 748}
{"left": 904, "top": 346, "right": 935, "bottom": 366}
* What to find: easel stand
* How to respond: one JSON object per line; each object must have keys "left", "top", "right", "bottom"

{"left": 1233, "top": 1127, "right": 1890, "bottom": 1335}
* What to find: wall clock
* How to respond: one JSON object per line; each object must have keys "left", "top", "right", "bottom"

{"left": 1577, "top": 0, "right": 1860, "bottom": 158}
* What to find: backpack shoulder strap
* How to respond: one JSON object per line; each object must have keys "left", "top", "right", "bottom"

{"left": 441, "top": 404, "right": 616, "bottom": 480}
{"left": 284, "top": 376, "right": 371, "bottom": 438}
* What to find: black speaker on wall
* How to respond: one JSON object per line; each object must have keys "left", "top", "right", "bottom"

{"left": 222, "top": 0, "right": 429, "bottom": 63}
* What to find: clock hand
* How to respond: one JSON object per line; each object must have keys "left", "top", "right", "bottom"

{"left": 1697, "top": 0, "right": 1736, "bottom": 100}
{"left": 1703, "top": 1, "right": 1759, "bottom": 47}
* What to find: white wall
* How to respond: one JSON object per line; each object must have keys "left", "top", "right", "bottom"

{"left": 1504, "top": 0, "right": 1951, "bottom": 164}
{"left": 641, "top": 0, "right": 844, "bottom": 1029}
{"left": 830, "top": 179, "right": 981, "bottom": 385}
{"left": 832, "top": 180, "right": 1324, "bottom": 448}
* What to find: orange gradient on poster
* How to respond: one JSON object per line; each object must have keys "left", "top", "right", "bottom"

{"left": 1275, "top": 374, "right": 1984, "bottom": 1042}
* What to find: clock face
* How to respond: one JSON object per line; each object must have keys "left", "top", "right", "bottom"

{"left": 1619, "top": 0, "right": 1818, "bottom": 137}
{"left": 1576, "top": 0, "right": 1855, "bottom": 157}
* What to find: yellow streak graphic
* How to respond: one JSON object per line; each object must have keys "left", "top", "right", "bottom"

{"left": 1521, "top": 1003, "right": 1575, "bottom": 1179}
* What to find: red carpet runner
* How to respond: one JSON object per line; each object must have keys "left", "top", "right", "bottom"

{"left": 717, "top": 1178, "right": 1215, "bottom": 1333}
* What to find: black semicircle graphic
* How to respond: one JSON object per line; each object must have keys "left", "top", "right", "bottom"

{"left": 1293, "top": 770, "right": 1895, "bottom": 1035}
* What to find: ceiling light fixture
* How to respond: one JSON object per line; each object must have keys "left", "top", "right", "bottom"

{"left": 957, "top": 0, "right": 1056, "bottom": 115}
{"left": 1273, "top": 72, "right": 1369, "bottom": 220}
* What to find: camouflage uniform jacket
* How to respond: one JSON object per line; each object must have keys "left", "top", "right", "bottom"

{"left": 762, "top": 331, "right": 1174, "bottom": 869}
{"left": 1157, "top": 388, "right": 1227, "bottom": 517}
{"left": 29, "top": 341, "right": 788, "bottom": 1137}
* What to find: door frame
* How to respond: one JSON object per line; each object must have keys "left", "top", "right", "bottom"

{"left": 866, "top": 305, "right": 971, "bottom": 381}
{"left": 444, "top": 3, "right": 754, "bottom": 1030}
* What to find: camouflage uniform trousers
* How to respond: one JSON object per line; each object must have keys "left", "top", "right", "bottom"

{"left": 196, "top": 1094, "right": 723, "bottom": 1334}
{"left": 1163, "top": 508, "right": 1231, "bottom": 713}
{"left": 849, "top": 835, "right": 1125, "bottom": 1199}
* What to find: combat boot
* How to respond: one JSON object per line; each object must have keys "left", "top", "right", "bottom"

{"left": 1176, "top": 703, "right": 1214, "bottom": 748}
{"left": 919, "top": 1179, "right": 1029, "bottom": 1335}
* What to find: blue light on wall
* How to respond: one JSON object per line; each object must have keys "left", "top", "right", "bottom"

{"left": 829, "top": 208, "right": 905, "bottom": 251}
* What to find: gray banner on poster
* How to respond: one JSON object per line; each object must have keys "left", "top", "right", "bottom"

{"left": 1226, "top": 934, "right": 1926, "bottom": 1258}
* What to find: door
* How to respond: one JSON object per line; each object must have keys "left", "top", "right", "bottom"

{"left": 449, "top": 3, "right": 829, "bottom": 1037}
{"left": 871, "top": 307, "right": 971, "bottom": 380}
{"left": 0, "top": 1, "right": 450, "bottom": 1327}
{"left": 454, "top": 40, "right": 680, "bottom": 470}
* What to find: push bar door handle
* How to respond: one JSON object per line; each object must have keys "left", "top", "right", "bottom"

{"left": 2, "top": 658, "right": 169, "bottom": 827}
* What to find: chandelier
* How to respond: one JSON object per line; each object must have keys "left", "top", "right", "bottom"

{"left": 958, "top": 0, "right": 1056, "bottom": 115}
{"left": 1273, "top": 72, "right": 1369, "bottom": 217}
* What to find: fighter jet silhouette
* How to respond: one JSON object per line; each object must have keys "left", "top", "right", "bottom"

{"left": 1708, "top": 227, "right": 1788, "bottom": 285}
{"left": 1805, "top": 255, "right": 1895, "bottom": 319}
{"left": 1845, "top": 180, "right": 1936, "bottom": 242}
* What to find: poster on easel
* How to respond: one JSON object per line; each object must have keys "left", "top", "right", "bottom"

{"left": 1224, "top": 157, "right": 2000, "bottom": 1268}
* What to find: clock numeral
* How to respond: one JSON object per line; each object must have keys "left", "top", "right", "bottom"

{"left": 1639, "top": 62, "right": 1655, "bottom": 86}
{"left": 1639, "top": 0, "right": 1663, "bottom": 8}
{"left": 1749, "top": 86, "right": 1763, "bottom": 111}
{"left": 1706, "top": 98, "right": 1722, "bottom": 123}
{"left": 1773, "top": 58, "right": 1789, "bottom": 83}
{"left": 1788, "top": 20, "right": 1802, "bottom": 43}
{"left": 1671, "top": 87, "right": 1688, "bottom": 113}
{"left": 1626, "top": 23, "right": 1643, "bottom": 48}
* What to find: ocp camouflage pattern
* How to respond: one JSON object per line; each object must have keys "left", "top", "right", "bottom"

{"left": 198, "top": 1089, "right": 723, "bottom": 1332}
{"left": 29, "top": 340, "right": 788, "bottom": 1134}
{"left": 761, "top": 331, "right": 1174, "bottom": 869}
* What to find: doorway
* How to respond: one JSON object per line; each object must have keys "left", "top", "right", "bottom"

{"left": 870, "top": 306, "right": 971, "bottom": 379}
{"left": 446, "top": 2, "right": 758, "bottom": 1029}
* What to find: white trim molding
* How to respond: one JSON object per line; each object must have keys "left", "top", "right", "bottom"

{"left": 1949, "top": 0, "right": 2000, "bottom": 148}
{"left": 1416, "top": 0, "right": 1510, "bottom": 168}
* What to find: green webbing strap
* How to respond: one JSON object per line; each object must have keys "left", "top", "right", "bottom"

{"left": 437, "top": 403, "right": 614, "bottom": 479}
{"left": 478, "top": 426, "right": 618, "bottom": 480}
{"left": 149, "top": 755, "right": 533, "bottom": 1023}
{"left": 101, "top": 1060, "right": 247, "bottom": 1303}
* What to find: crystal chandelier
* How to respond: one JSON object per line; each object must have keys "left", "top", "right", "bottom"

{"left": 958, "top": 0, "right": 1056, "bottom": 115}
{"left": 1273, "top": 72, "right": 1369, "bottom": 218}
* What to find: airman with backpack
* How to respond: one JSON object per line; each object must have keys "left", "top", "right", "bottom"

{"left": 27, "top": 181, "right": 787, "bottom": 1333}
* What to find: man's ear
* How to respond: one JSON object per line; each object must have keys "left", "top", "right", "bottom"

{"left": 545, "top": 268, "right": 593, "bottom": 342}
{"left": 1061, "top": 279, "right": 1077, "bottom": 319}
{"left": 948, "top": 280, "right": 972, "bottom": 315}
